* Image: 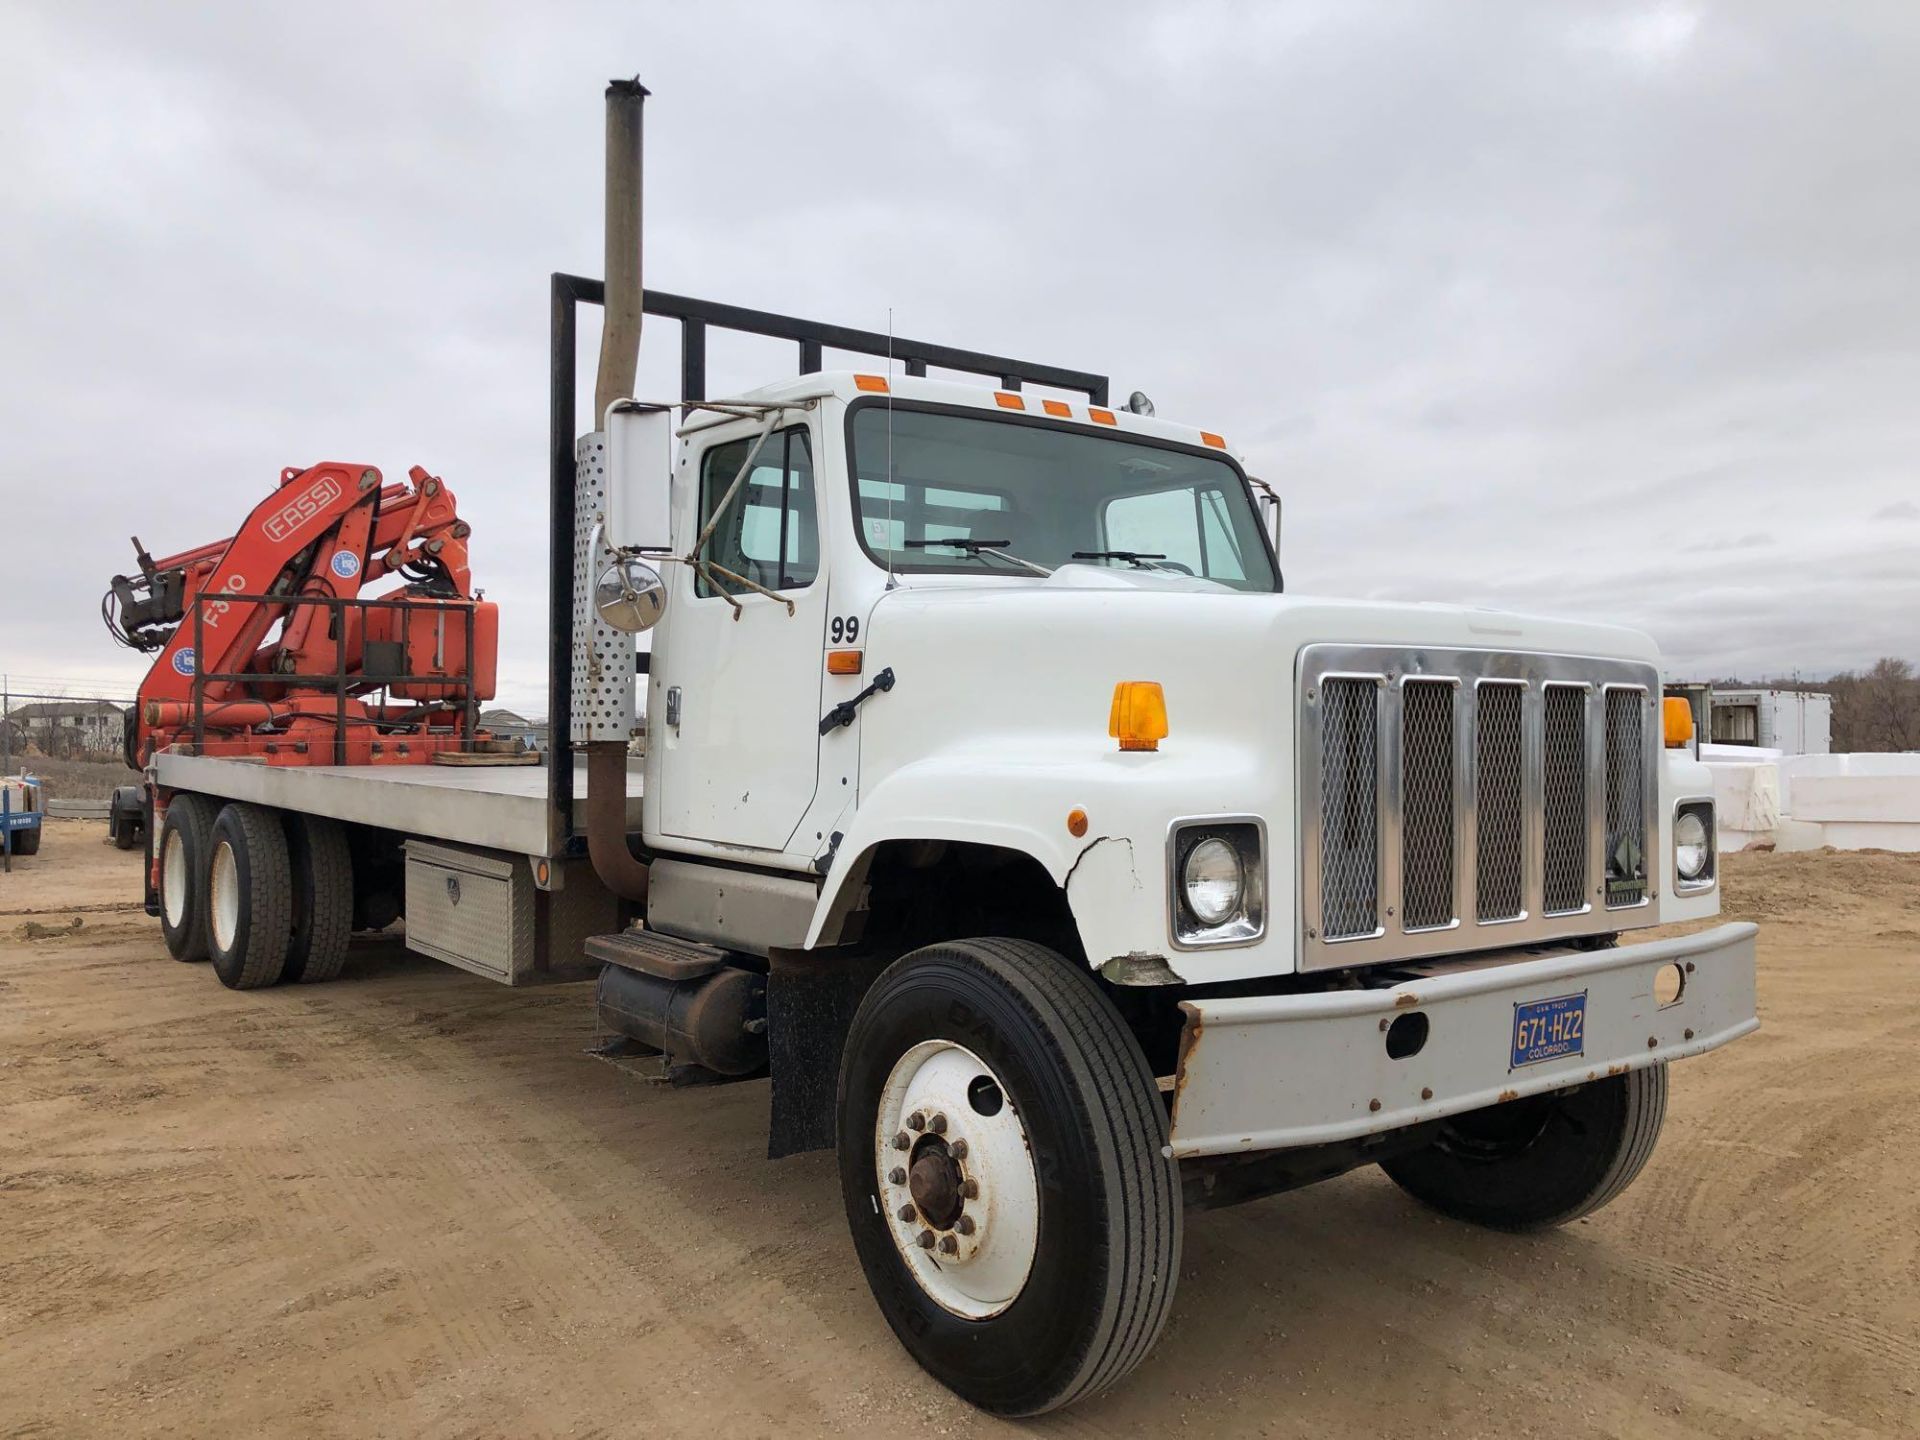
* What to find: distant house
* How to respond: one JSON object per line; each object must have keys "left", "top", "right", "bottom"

{"left": 480, "top": 708, "right": 548, "bottom": 751}
{"left": 6, "top": 700, "right": 124, "bottom": 758}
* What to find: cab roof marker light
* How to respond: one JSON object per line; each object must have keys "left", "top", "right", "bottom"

{"left": 1200, "top": 431, "right": 1227, "bottom": 449}
{"left": 1089, "top": 408, "right": 1117, "bottom": 426}
{"left": 855, "top": 374, "right": 890, "bottom": 392}
{"left": 994, "top": 392, "right": 1026, "bottom": 411}
{"left": 1041, "top": 399, "right": 1072, "bottom": 418}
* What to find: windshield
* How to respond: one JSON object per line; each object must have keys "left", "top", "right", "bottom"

{"left": 848, "top": 404, "right": 1278, "bottom": 591}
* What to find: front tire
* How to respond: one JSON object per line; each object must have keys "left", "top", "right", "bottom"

{"left": 206, "top": 803, "right": 292, "bottom": 990}
{"left": 837, "top": 938, "right": 1181, "bottom": 1416}
{"left": 1381, "top": 1065, "right": 1668, "bottom": 1231}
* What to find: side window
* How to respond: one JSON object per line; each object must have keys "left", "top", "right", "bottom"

{"left": 697, "top": 427, "right": 817, "bottom": 595}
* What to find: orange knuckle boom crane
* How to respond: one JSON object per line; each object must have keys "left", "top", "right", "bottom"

{"left": 104, "top": 461, "right": 498, "bottom": 768}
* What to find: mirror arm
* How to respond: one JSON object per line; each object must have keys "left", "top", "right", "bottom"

{"left": 685, "top": 413, "right": 780, "bottom": 561}
{"left": 700, "top": 559, "right": 795, "bottom": 618}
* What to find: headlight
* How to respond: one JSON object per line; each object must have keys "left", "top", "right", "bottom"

{"left": 1182, "top": 838, "right": 1244, "bottom": 926}
{"left": 1169, "top": 820, "right": 1266, "bottom": 947}
{"left": 1674, "top": 802, "right": 1714, "bottom": 886}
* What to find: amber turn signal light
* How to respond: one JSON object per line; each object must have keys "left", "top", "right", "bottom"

{"left": 1663, "top": 696, "right": 1695, "bottom": 748}
{"left": 827, "top": 650, "right": 863, "bottom": 676}
{"left": 1109, "top": 681, "right": 1168, "bottom": 752}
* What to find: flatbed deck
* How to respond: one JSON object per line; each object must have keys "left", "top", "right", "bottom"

{"left": 152, "top": 752, "right": 642, "bottom": 858}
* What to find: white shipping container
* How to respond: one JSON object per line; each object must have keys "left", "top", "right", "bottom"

{"left": 1707, "top": 689, "right": 1831, "bottom": 756}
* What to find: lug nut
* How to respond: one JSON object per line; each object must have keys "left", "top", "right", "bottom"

{"left": 907, "top": 1111, "right": 926, "bottom": 1132}
{"left": 889, "top": 1167, "right": 906, "bottom": 1185}
{"left": 897, "top": 1204, "right": 917, "bottom": 1223}
{"left": 916, "top": 1230, "right": 936, "bottom": 1250}
{"left": 938, "top": 1235, "right": 958, "bottom": 1255}
{"left": 961, "top": 1178, "right": 979, "bottom": 1200}
{"left": 956, "top": 1215, "right": 976, "bottom": 1236}
{"left": 893, "top": 1131, "right": 911, "bottom": 1151}
{"left": 928, "top": 1112, "right": 948, "bottom": 1135}
{"left": 950, "top": 1139, "right": 969, "bottom": 1161}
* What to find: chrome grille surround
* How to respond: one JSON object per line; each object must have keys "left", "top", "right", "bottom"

{"left": 1299, "top": 645, "right": 1660, "bottom": 972}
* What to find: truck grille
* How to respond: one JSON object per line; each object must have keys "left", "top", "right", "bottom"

{"left": 1475, "top": 683, "right": 1525, "bottom": 922}
{"left": 1541, "top": 685, "right": 1588, "bottom": 914}
{"left": 1301, "top": 647, "right": 1659, "bottom": 970}
{"left": 1605, "top": 687, "right": 1649, "bottom": 905}
{"left": 1318, "top": 679, "right": 1380, "bottom": 940}
{"left": 1400, "top": 681, "right": 1455, "bottom": 931}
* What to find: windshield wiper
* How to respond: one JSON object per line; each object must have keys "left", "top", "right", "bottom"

{"left": 903, "top": 538, "right": 1053, "bottom": 577}
{"left": 1071, "top": 550, "right": 1170, "bottom": 570}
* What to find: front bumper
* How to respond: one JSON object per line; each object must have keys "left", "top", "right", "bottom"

{"left": 1167, "top": 921, "right": 1758, "bottom": 1159}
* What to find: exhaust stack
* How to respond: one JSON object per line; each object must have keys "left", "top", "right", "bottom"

{"left": 594, "top": 78, "right": 648, "bottom": 427}
{"left": 583, "top": 77, "right": 653, "bottom": 905}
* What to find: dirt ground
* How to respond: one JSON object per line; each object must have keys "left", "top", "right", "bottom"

{"left": 2, "top": 820, "right": 1916, "bottom": 1439}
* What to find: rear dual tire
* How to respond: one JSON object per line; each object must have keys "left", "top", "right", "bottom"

{"left": 207, "top": 803, "right": 294, "bottom": 990}
{"left": 189, "top": 804, "right": 353, "bottom": 989}
{"left": 837, "top": 938, "right": 1181, "bottom": 1417}
{"left": 159, "top": 793, "right": 220, "bottom": 961}
{"left": 283, "top": 813, "right": 352, "bottom": 984}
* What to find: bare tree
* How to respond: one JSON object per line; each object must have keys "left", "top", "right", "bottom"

{"left": 1830, "top": 658, "right": 1920, "bottom": 752}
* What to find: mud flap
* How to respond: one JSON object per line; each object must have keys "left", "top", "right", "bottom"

{"left": 766, "top": 950, "right": 889, "bottom": 1158}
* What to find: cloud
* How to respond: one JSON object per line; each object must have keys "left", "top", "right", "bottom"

{"left": 1874, "top": 500, "right": 1920, "bottom": 520}
{"left": 2, "top": 1, "right": 1916, "bottom": 709}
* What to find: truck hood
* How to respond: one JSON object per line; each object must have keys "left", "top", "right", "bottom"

{"left": 868, "top": 578, "right": 1662, "bottom": 684}
{"left": 856, "top": 577, "right": 1660, "bottom": 793}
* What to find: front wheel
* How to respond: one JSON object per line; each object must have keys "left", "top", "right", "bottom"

{"left": 837, "top": 938, "right": 1181, "bottom": 1416}
{"left": 1381, "top": 1065, "right": 1668, "bottom": 1231}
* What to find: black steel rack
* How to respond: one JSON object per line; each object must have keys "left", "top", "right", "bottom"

{"left": 544, "top": 275, "right": 1112, "bottom": 852}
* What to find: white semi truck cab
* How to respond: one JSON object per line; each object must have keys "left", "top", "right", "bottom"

{"left": 133, "top": 81, "right": 1758, "bottom": 1417}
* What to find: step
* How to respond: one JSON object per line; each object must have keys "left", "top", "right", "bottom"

{"left": 584, "top": 926, "right": 728, "bottom": 982}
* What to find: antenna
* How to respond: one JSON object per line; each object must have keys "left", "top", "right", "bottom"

{"left": 884, "top": 306, "right": 897, "bottom": 590}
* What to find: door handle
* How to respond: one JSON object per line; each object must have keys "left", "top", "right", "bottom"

{"left": 666, "top": 685, "right": 682, "bottom": 729}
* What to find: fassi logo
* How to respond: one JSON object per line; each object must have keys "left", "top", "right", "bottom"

{"left": 263, "top": 474, "right": 343, "bottom": 543}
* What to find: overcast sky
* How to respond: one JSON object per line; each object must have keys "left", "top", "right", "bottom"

{"left": 3, "top": 1, "right": 1915, "bottom": 714}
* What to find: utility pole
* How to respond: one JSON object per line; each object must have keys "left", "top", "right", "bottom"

{"left": 2, "top": 673, "right": 10, "bottom": 778}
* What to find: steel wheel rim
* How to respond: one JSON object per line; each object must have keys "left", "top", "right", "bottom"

{"left": 209, "top": 839, "right": 240, "bottom": 954}
{"left": 875, "top": 1039, "right": 1039, "bottom": 1320}
{"left": 161, "top": 826, "right": 187, "bottom": 928}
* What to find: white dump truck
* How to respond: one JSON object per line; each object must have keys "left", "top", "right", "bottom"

{"left": 120, "top": 82, "right": 1756, "bottom": 1414}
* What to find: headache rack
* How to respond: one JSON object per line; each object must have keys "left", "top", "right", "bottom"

{"left": 543, "top": 275, "right": 1110, "bottom": 855}
{"left": 1298, "top": 644, "right": 1661, "bottom": 971}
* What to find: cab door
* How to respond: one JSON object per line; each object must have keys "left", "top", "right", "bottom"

{"left": 648, "top": 423, "right": 829, "bottom": 853}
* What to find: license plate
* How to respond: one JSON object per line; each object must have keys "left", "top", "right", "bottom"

{"left": 1511, "top": 992, "right": 1586, "bottom": 1068}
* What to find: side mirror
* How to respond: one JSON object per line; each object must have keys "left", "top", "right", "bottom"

{"left": 594, "top": 557, "right": 668, "bottom": 633}
{"left": 606, "top": 401, "right": 674, "bottom": 553}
